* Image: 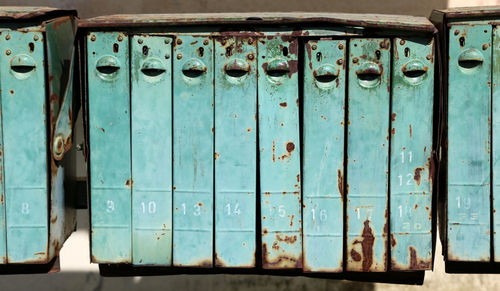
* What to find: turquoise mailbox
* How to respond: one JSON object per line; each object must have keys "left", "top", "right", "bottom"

{"left": 80, "top": 13, "right": 436, "bottom": 276}
{"left": 431, "top": 6, "right": 500, "bottom": 271}
{"left": 0, "top": 7, "right": 78, "bottom": 269}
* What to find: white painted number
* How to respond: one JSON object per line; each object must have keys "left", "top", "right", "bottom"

{"left": 398, "top": 173, "right": 413, "bottom": 186}
{"left": 456, "top": 196, "right": 471, "bottom": 209}
{"left": 311, "top": 209, "right": 328, "bottom": 221}
{"left": 278, "top": 205, "right": 286, "bottom": 218}
{"left": 141, "top": 201, "right": 157, "bottom": 214}
{"left": 355, "top": 208, "right": 372, "bottom": 220}
{"left": 225, "top": 203, "right": 241, "bottom": 216}
{"left": 21, "top": 202, "right": 29, "bottom": 214}
{"left": 181, "top": 203, "right": 202, "bottom": 216}
{"left": 106, "top": 200, "right": 114, "bottom": 213}
{"left": 400, "top": 151, "right": 413, "bottom": 164}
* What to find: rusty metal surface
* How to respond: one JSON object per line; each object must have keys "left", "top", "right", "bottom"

{"left": 0, "top": 7, "right": 75, "bottom": 21}
{"left": 79, "top": 12, "right": 435, "bottom": 33}
{"left": 431, "top": 6, "right": 500, "bottom": 20}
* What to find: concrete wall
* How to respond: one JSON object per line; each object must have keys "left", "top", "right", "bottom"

{"left": 1, "top": 0, "right": 500, "bottom": 290}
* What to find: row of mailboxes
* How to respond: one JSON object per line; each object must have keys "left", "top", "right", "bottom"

{"left": 79, "top": 14, "right": 436, "bottom": 275}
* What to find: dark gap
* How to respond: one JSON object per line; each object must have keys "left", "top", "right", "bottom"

{"left": 225, "top": 69, "right": 247, "bottom": 78}
{"left": 458, "top": 59, "right": 483, "bottom": 69}
{"left": 459, "top": 36, "right": 465, "bottom": 47}
{"left": 404, "top": 47, "right": 410, "bottom": 58}
{"left": 141, "top": 45, "right": 148, "bottom": 56}
{"left": 298, "top": 37, "right": 305, "bottom": 269}
{"left": 28, "top": 42, "right": 34, "bottom": 52}
{"left": 198, "top": 46, "right": 204, "bottom": 57}
{"left": 282, "top": 46, "right": 288, "bottom": 57}
{"left": 141, "top": 68, "right": 165, "bottom": 77}
{"left": 403, "top": 69, "right": 426, "bottom": 78}
{"left": 356, "top": 72, "right": 380, "bottom": 82}
{"left": 255, "top": 39, "right": 262, "bottom": 271}
{"left": 342, "top": 37, "right": 350, "bottom": 272}
{"left": 113, "top": 43, "right": 120, "bottom": 54}
{"left": 169, "top": 36, "right": 175, "bottom": 265}
{"left": 314, "top": 74, "right": 337, "bottom": 83}
{"left": 127, "top": 34, "right": 133, "bottom": 264}
{"left": 387, "top": 37, "right": 394, "bottom": 271}
{"left": 211, "top": 37, "right": 215, "bottom": 268}
{"left": 225, "top": 46, "right": 232, "bottom": 57}
{"left": 10, "top": 65, "right": 35, "bottom": 73}
{"left": 266, "top": 69, "right": 289, "bottom": 78}
{"left": 490, "top": 26, "right": 494, "bottom": 263}
{"left": 96, "top": 65, "right": 119, "bottom": 75}
{"left": 375, "top": 50, "right": 381, "bottom": 60}
{"left": 182, "top": 69, "right": 205, "bottom": 78}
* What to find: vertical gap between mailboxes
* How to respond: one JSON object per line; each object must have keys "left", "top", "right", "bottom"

{"left": 342, "top": 36, "right": 350, "bottom": 273}
{"left": 387, "top": 37, "right": 394, "bottom": 271}
{"left": 170, "top": 34, "right": 175, "bottom": 267}
{"left": 255, "top": 35, "right": 263, "bottom": 271}
{"left": 298, "top": 35, "right": 305, "bottom": 271}
{"left": 211, "top": 36, "right": 216, "bottom": 268}
{"left": 127, "top": 32, "right": 134, "bottom": 264}
{"left": 490, "top": 26, "right": 495, "bottom": 263}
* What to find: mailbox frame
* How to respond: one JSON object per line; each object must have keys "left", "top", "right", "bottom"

{"left": 79, "top": 13, "right": 437, "bottom": 283}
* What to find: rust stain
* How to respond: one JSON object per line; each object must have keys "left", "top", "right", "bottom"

{"left": 391, "top": 128, "right": 395, "bottom": 135}
{"left": 272, "top": 140, "right": 276, "bottom": 162}
{"left": 9, "top": 90, "right": 14, "bottom": 95}
{"left": 352, "top": 220, "right": 375, "bottom": 271}
{"left": 350, "top": 249, "right": 362, "bottom": 261}
{"left": 247, "top": 128, "right": 252, "bottom": 132}
{"left": 51, "top": 215, "right": 58, "bottom": 224}
{"left": 296, "top": 174, "right": 300, "bottom": 183}
{"left": 214, "top": 152, "right": 220, "bottom": 160}
{"left": 287, "top": 59, "right": 298, "bottom": 78}
{"left": 286, "top": 142, "right": 295, "bottom": 153}
{"left": 305, "top": 43, "right": 313, "bottom": 70}
{"left": 262, "top": 242, "right": 302, "bottom": 269}
{"left": 390, "top": 233, "right": 396, "bottom": 248}
{"left": 409, "top": 124, "right": 412, "bottom": 138}
{"left": 125, "top": 179, "right": 133, "bottom": 187}
{"left": 337, "top": 169, "right": 344, "bottom": 200}
{"left": 391, "top": 113, "right": 397, "bottom": 122}
{"left": 409, "top": 246, "right": 431, "bottom": 270}
{"left": 414, "top": 167, "right": 423, "bottom": 186}
{"left": 280, "top": 102, "right": 287, "bottom": 107}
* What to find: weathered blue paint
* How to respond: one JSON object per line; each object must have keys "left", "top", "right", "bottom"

{"left": 88, "top": 32, "right": 132, "bottom": 263}
{"left": 0, "top": 30, "right": 48, "bottom": 263}
{"left": 131, "top": 35, "right": 172, "bottom": 266}
{"left": 214, "top": 37, "right": 257, "bottom": 268}
{"left": 347, "top": 38, "right": 390, "bottom": 272}
{"left": 448, "top": 25, "right": 491, "bottom": 262}
{"left": 302, "top": 39, "right": 345, "bottom": 272}
{"left": 390, "top": 37, "right": 434, "bottom": 270}
{"left": 173, "top": 35, "right": 214, "bottom": 267}
{"left": 258, "top": 37, "right": 302, "bottom": 269}
{"left": 0, "top": 61, "right": 5, "bottom": 263}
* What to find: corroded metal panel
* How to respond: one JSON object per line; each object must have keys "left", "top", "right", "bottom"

{"left": 131, "top": 35, "right": 172, "bottom": 265}
{"left": 172, "top": 35, "right": 214, "bottom": 267}
{"left": 88, "top": 32, "right": 132, "bottom": 263}
{"left": 448, "top": 24, "right": 491, "bottom": 262}
{"left": 0, "top": 30, "right": 48, "bottom": 263}
{"left": 258, "top": 36, "right": 302, "bottom": 269}
{"left": 390, "top": 37, "right": 434, "bottom": 270}
{"left": 347, "top": 38, "right": 390, "bottom": 272}
{"left": 302, "top": 39, "right": 345, "bottom": 272}
{"left": 214, "top": 36, "right": 257, "bottom": 268}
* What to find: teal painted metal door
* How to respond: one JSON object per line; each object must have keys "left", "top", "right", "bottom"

{"left": 131, "top": 34, "right": 172, "bottom": 265}
{"left": 302, "top": 39, "right": 345, "bottom": 272}
{"left": 390, "top": 37, "right": 434, "bottom": 270}
{"left": 0, "top": 30, "right": 48, "bottom": 263}
{"left": 347, "top": 38, "right": 390, "bottom": 272}
{"left": 88, "top": 32, "right": 132, "bottom": 263}
{"left": 258, "top": 36, "right": 302, "bottom": 269}
{"left": 214, "top": 36, "right": 257, "bottom": 267}
{"left": 448, "top": 25, "right": 491, "bottom": 262}
{"left": 173, "top": 35, "right": 214, "bottom": 267}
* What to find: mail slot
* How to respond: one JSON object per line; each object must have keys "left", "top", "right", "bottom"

{"left": 80, "top": 13, "right": 436, "bottom": 277}
{"left": 431, "top": 7, "right": 500, "bottom": 271}
{"left": 0, "top": 7, "right": 78, "bottom": 269}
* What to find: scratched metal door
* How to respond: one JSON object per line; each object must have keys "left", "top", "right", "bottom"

{"left": 258, "top": 36, "right": 302, "bottom": 269}
{"left": 448, "top": 25, "right": 491, "bottom": 262}
{"left": 302, "top": 39, "right": 345, "bottom": 272}
{"left": 88, "top": 32, "right": 132, "bottom": 263}
{"left": 0, "top": 30, "right": 48, "bottom": 263}
{"left": 347, "top": 38, "right": 390, "bottom": 272}
{"left": 214, "top": 36, "right": 257, "bottom": 268}
{"left": 173, "top": 35, "right": 214, "bottom": 267}
{"left": 390, "top": 37, "right": 434, "bottom": 270}
{"left": 131, "top": 34, "right": 172, "bottom": 265}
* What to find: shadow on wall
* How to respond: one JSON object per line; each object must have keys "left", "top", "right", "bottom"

{"left": 1, "top": 0, "right": 446, "bottom": 17}
{"left": 0, "top": 272, "right": 375, "bottom": 291}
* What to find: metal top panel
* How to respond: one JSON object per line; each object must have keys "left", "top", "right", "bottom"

{"left": 431, "top": 6, "right": 500, "bottom": 21}
{"left": 79, "top": 12, "right": 435, "bottom": 33}
{"left": 0, "top": 6, "right": 76, "bottom": 23}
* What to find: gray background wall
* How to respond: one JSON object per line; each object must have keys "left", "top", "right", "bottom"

{"left": 0, "top": 0, "right": 497, "bottom": 290}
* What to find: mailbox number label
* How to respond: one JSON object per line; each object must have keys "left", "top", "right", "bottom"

{"left": 225, "top": 203, "right": 241, "bottom": 216}
{"left": 21, "top": 202, "right": 29, "bottom": 215}
{"left": 311, "top": 208, "right": 327, "bottom": 222}
{"left": 141, "top": 201, "right": 157, "bottom": 214}
{"left": 181, "top": 203, "right": 201, "bottom": 216}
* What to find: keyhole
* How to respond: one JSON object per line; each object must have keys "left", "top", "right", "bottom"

{"left": 283, "top": 46, "right": 288, "bottom": 57}
{"left": 316, "top": 52, "right": 322, "bottom": 62}
{"left": 375, "top": 50, "right": 381, "bottom": 60}
{"left": 198, "top": 47, "right": 204, "bottom": 57}
{"left": 404, "top": 47, "right": 410, "bottom": 57}
{"left": 459, "top": 37, "right": 465, "bottom": 47}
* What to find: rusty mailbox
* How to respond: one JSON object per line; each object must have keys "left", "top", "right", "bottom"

{"left": 80, "top": 13, "right": 436, "bottom": 275}
{"left": 431, "top": 6, "right": 500, "bottom": 272}
{"left": 0, "top": 7, "right": 78, "bottom": 269}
